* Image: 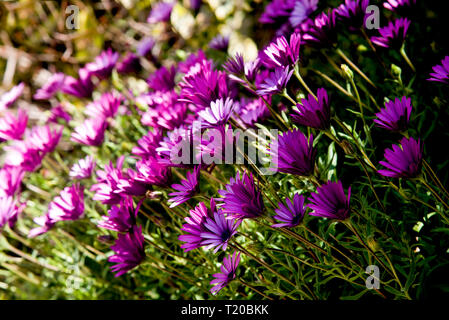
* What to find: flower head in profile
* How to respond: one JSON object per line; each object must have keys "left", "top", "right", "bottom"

{"left": 210, "top": 251, "right": 240, "bottom": 295}
{"left": 273, "top": 193, "right": 306, "bottom": 228}
{"left": 371, "top": 18, "right": 411, "bottom": 49}
{"left": 109, "top": 225, "right": 146, "bottom": 277}
{"left": 168, "top": 166, "right": 200, "bottom": 207}
{"left": 301, "top": 10, "right": 338, "bottom": 48}
{"left": 233, "top": 97, "right": 271, "bottom": 128}
{"left": 48, "top": 104, "right": 71, "bottom": 124}
{"left": 261, "top": 33, "right": 301, "bottom": 68}
{"left": 308, "top": 181, "right": 351, "bottom": 220}
{"left": 47, "top": 183, "right": 85, "bottom": 222}
{"left": 136, "top": 37, "right": 156, "bottom": 58}
{"left": 218, "top": 171, "right": 265, "bottom": 219}
{"left": 198, "top": 98, "right": 236, "bottom": 129}
{"left": 132, "top": 129, "right": 163, "bottom": 159}
{"left": 291, "top": 88, "right": 330, "bottom": 130}
{"left": 146, "top": 66, "right": 177, "bottom": 92}
{"left": 70, "top": 155, "right": 96, "bottom": 180}
{"left": 61, "top": 67, "right": 94, "bottom": 99}
{"left": 270, "top": 129, "right": 316, "bottom": 176}
{"left": 428, "top": 56, "right": 449, "bottom": 84}
{"left": 335, "top": 0, "right": 370, "bottom": 29}
{"left": 91, "top": 157, "right": 127, "bottom": 205}
{"left": 4, "top": 140, "right": 44, "bottom": 172}
{"left": 259, "top": 0, "right": 295, "bottom": 25}
{"left": 384, "top": 0, "right": 416, "bottom": 15}
{"left": 84, "top": 48, "right": 119, "bottom": 80}
{"left": 84, "top": 92, "right": 123, "bottom": 119}
{"left": 134, "top": 157, "right": 172, "bottom": 188}
{"left": 0, "top": 109, "right": 28, "bottom": 141}
{"left": 28, "top": 214, "right": 55, "bottom": 238}
{"left": 289, "top": 0, "right": 319, "bottom": 28}
{"left": 0, "top": 196, "right": 25, "bottom": 230}
{"left": 34, "top": 73, "right": 65, "bottom": 100}
{"left": 71, "top": 118, "right": 108, "bottom": 146}
{"left": 209, "top": 35, "right": 229, "bottom": 52}
{"left": 116, "top": 53, "right": 141, "bottom": 74}
{"left": 98, "top": 196, "right": 137, "bottom": 232}
{"left": 374, "top": 96, "right": 412, "bottom": 132}
{"left": 147, "top": 1, "right": 174, "bottom": 24}
{"left": 256, "top": 66, "right": 293, "bottom": 96}
{"left": 0, "top": 82, "right": 24, "bottom": 111}
{"left": 0, "top": 166, "right": 24, "bottom": 197}
{"left": 378, "top": 137, "right": 423, "bottom": 178}
{"left": 26, "top": 124, "right": 63, "bottom": 154}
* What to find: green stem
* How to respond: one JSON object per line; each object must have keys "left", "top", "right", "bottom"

{"left": 336, "top": 48, "right": 377, "bottom": 88}
{"left": 400, "top": 45, "right": 416, "bottom": 73}
{"left": 293, "top": 64, "right": 316, "bottom": 99}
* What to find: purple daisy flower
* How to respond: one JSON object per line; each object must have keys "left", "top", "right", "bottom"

{"left": 116, "top": 53, "right": 141, "bottom": 74}
{"left": 0, "top": 109, "right": 28, "bottom": 141}
{"left": 371, "top": 18, "right": 411, "bottom": 49}
{"left": 134, "top": 157, "right": 172, "bottom": 188}
{"left": 383, "top": 0, "right": 416, "bottom": 14}
{"left": 0, "top": 82, "right": 24, "bottom": 111}
{"left": 301, "top": 9, "right": 338, "bottom": 49}
{"left": 261, "top": 33, "right": 301, "bottom": 68}
{"left": 48, "top": 104, "right": 71, "bottom": 124}
{"left": 218, "top": 171, "right": 265, "bottom": 219}
{"left": 91, "top": 157, "right": 127, "bottom": 205}
{"left": 308, "top": 180, "right": 352, "bottom": 220}
{"left": 146, "top": 66, "right": 177, "bottom": 92}
{"left": 71, "top": 118, "right": 108, "bottom": 146}
{"left": 374, "top": 96, "right": 412, "bottom": 132}
{"left": 209, "top": 35, "right": 230, "bottom": 52}
{"left": 33, "top": 73, "right": 65, "bottom": 100}
{"left": 289, "top": 0, "right": 318, "bottom": 28}
{"left": 61, "top": 68, "right": 94, "bottom": 99}
{"left": 223, "top": 53, "right": 245, "bottom": 76}
{"left": 198, "top": 97, "right": 236, "bottom": 129}
{"left": 259, "top": 0, "right": 296, "bottom": 25}
{"left": 156, "top": 126, "right": 196, "bottom": 168}
{"left": 291, "top": 87, "right": 330, "bottom": 130}
{"left": 84, "top": 92, "right": 123, "bottom": 119}
{"left": 270, "top": 129, "right": 316, "bottom": 176}
{"left": 256, "top": 66, "right": 293, "bottom": 96}
{"left": 201, "top": 210, "right": 241, "bottom": 253}
{"left": 233, "top": 97, "right": 271, "bottom": 128}
{"left": 179, "top": 199, "right": 215, "bottom": 251}
{"left": 98, "top": 196, "right": 136, "bottom": 232}
{"left": 0, "top": 166, "right": 25, "bottom": 198}
{"left": 132, "top": 129, "right": 163, "bottom": 159}
{"left": 136, "top": 37, "right": 156, "bottom": 58}
{"left": 109, "top": 225, "right": 145, "bottom": 277}
{"left": 28, "top": 214, "right": 55, "bottom": 238}
{"left": 0, "top": 196, "right": 25, "bottom": 230}
{"left": 84, "top": 48, "right": 119, "bottom": 80}
{"left": 272, "top": 193, "right": 306, "bottom": 228}
{"left": 147, "top": 2, "right": 174, "bottom": 24}
{"left": 47, "top": 183, "right": 85, "bottom": 222}
{"left": 27, "top": 124, "right": 63, "bottom": 154}
{"left": 428, "top": 56, "right": 449, "bottom": 84}
{"left": 210, "top": 251, "right": 240, "bottom": 295}
{"left": 335, "top": 0, "right": 370, "bottom": 29}
{"left": 70, "top": 155, "right": 96, "bottom": 180}
{"left": 378, "top": 136, "right": 423, "bottom": 178}
{"left": 168, "top": 166, "right": 200, "bottom": 208}
{"left": 141, "top": 103, "right": 187, "bottom": 131}
{"left": 3, "top": 140, "right": 43, "bottom": 172}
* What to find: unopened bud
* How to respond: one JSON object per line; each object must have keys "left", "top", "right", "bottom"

{"left": 391, "top": 64, "right": 402, "bottom": 78}
{"left": 367, "top": 236, "right": 380, "bottom": 252}
{"left": 341, "top": 64, "right": 354, "bottom": 80}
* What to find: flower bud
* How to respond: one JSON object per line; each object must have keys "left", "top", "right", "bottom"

{"left": 341, "top": 64, "right": 354, "bottom": 80}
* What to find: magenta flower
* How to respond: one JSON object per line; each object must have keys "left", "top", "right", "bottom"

{"left": 0, "top": 196, "right": 25, "bottom": 230}
{"left": 259, "top": 0, "right": 296, "bottom": 25}
{"left": 116, "top": 53, "right": 141, "bottom": 74}
{"left": 61, "top": 68, "right": 94, "bottom": 98}
{"left": 428, "top": 56, "right": 449, "bottom": 84}
{"left": 109, "top": 225, "right": 145, "bottom": 277}
{"left": 27, "top": 124, "right": 63, "bottom": 154}
{"left": 146, "top": 66, "right": 176, "bottom": 92}
{"left": 270, "top": 129, "right": 316, "bottom": 176}
{"left": 374, "top": 96, "right": 412, "bottom": 132}
{"left": 84, "top": 92, "right": 123, "bottom": 119}
{"left": 209, "top": 35, "right": 229, "bottom": 52}
{"left": 156, "top": 126, "right": 196, "bottom": 168}
{"left": 291, "top": 87, "right": 330, "bottom": 130}
{"left": 85, "top": 48, "right": 119, "bottom": 80}
{"left": 4, "top": 140, "right": 43, "bottom": 172}
{"left": 179, "top": 200, "right": 215, "bottom": 252}
{"left": 378, "top": 137, "right": 423, "bottom": 178}
{"left": 198, "top": 98, "right": 236, "bottom": 129}
{"left": 200, "top": 210, "right": 241, "bottom": 253}
{"left": 98, "top": 196, "right": 136, "bottom": 232}
{"left": 371, "top": 18, "right": 411, "bottom": 49}
{"left": 91, "top": 156, "right": 128, "bottom": 205}
{"left": 273, "top": 193, "right": 306, "bottom": 228}
{"left": 289, "top": 0, "right": 318, "bottom": 28}
{"left": 0, "top": 166, "right": 24, "bottom": 197}
{"left": 141, "top": 103, "right": 187, "bottom": 131}
{"left": 136, "top": 37, "right": 156, "bottom": 58}
{"left": 261, "top": 32, "right": 301, "bottom": 68}
{"left": 0, "top": 82, "right": 24, "bottom": 111}
{"left": 223, "top": 53, "right": 245, "bottom": 76}
{"left": 48, "top": 104, "right": 71, "bottom": 124}
{"left": 233, "top": 97, "right": 271, "bottom": 128}
{"left": 70, "top": 155, "right": 96, "bottom": 180}
{"left": 47, "top": 183, "right": 85, "bottom": 222}
{"left": 218, "top": 171, "right": 265, "bottom": 219}
{"left": 335, "top": 0, "right": 370, "bottom": 29}
{"left": 132, "top": 129, "right": 163, "bottom": 159}
{"left": 0, "top": 109, "right": 28, "bottom": 141}
{"left": 147, "top": 1, "right": 174, "bottom": 24}
{"left": 308, "top": 181, "right": 352, "bottom": 220}
{"left": 71, "top": 118, "right": 108, "bottom": 146}
{"left": 256, "top": 66, "right": 293, "bottom": 96}
{"left": 134, "top": 157, "right": 172, "bottom": 187}
{"left": 168, "top": 166, "right": 200, "bottom": 207}
{"left": 384, "top": 0, "right": 416, "bottom": 14}
{"left": 34, "top": 73, "right": 65, "bottom": 100}
{"left": 28, "top": 214, "right": 55, "bottom": 238}
{"left": 210, "top": 251, "right": 240, "bottom": 295}
{"left": 301, "top": 10, "right": 338, "bottom": 48}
